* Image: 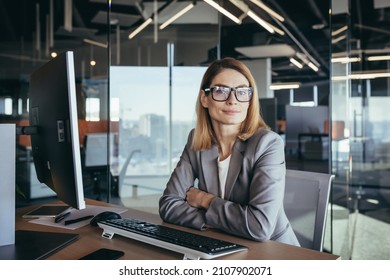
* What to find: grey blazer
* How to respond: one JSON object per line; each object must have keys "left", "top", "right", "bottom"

{"left": 159, "top": 128, "right": 300, "bottom": 246}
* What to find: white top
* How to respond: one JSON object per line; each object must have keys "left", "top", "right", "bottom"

{"left": 218, "top": 155, "right": 231, "bottom": 199}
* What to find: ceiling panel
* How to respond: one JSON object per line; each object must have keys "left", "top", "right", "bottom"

{"left": 235, "top": 44, "right": 296, "bottom": 58}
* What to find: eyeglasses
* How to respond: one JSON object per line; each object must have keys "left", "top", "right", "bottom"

{"left": 204, "top": 86, "right": 253, "bottom": 102}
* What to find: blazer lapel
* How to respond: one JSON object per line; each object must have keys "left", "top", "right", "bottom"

{"left": 224, "top": 140, "right": 245, "bottom": 199}
{"left": 200, "top": 145, "right": 220, "bottom": 196}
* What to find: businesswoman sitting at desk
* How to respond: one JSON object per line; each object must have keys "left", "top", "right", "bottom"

{"left": 159, "top": 57, "right": 299, "bottom": 246}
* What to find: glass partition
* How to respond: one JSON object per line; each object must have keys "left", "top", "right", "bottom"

{"left": 0, "top": 1, "right": 111, "bottom": 206}
{"left": 107, "top": 1, "right": 218, "bottom": 211}
{"left": 330, "top": 0, "right": 390, "bottom": 259}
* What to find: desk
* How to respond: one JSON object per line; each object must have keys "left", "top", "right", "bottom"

{"left": 14, "top": 199, "right": 340, "bottom": 260}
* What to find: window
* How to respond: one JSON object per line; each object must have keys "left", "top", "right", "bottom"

{"left": 86, "top": 97, "right": 100, "bottom": 121}
{"left": 0, "top": 97, "right": 13, "bottom": 115}
{"left": 110, "top": 66, "right": 206, "bottom": 177}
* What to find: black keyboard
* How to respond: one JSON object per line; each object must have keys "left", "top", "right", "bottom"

{"left": 97, "top": 218, "right": 248, "bottom": 259}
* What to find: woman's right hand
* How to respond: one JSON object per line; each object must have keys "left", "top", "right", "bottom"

{"left": 186, "top": 187, "right": 214, "bottom": 210}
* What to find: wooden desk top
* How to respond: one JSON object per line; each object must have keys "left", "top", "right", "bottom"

{"left": 15, "top": 199, "right": 340, "bottom": 260}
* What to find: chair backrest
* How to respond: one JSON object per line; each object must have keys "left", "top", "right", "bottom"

{"left": 284, "top": 169, "right": 334, "bottom": 251}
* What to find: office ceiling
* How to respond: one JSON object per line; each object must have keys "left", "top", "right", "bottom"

{"left": 0, "top": 0, "right": 389, "bottom": 86}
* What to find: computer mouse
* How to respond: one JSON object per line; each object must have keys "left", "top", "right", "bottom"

{"left": 90, "top": 211, "right": 122, "bottom": 227}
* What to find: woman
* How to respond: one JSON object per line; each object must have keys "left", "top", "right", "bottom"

{"left": 159, "top": 57, "right": 299, "bottom": 246}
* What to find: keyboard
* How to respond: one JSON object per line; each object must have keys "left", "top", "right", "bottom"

{"left": 97, "top": 218, "right": 248, "bottom": 260}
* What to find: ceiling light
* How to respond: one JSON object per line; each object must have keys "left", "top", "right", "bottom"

{"left": 331, "top": 57, "right": 361, "bottom": 63}
{"left": 160, "top": 3, "right": 195, "bottom": 30}
{"left": 332, "top": 35, "right": 346, "bottom": 44}
{"left": 229, "top": 0, "right": 281, "bottom": 34}
{"left": 270, "top": 83, "right": 300, "bottom": 90}
{"left": 83, "top": 38, "right": 108, "bottom": 48}
{"left": 249, "top": 0, "right": 285, "bottom": 22}
{"left": 332, "top": 71, "right": 390, "bottom": 80}
{"left": 331, "top": 25, "right": 348, "bottom": 36}
{"left": 203, "top": 0, "right": 241, "bottom": 24}
{"left": 331, "top": 76, "right": 347, "bottom": 81}
{"left": 308, "top": 62, "right": 319, "bottom": 72}
{"left": 366, "top": 198, "right": 379, "bottom": 205}
{"left": 350, "top": 72, "right": 390, "bottom": 79}
{"left": 247, "top": 11, "right": 274, "bottom": 33}
{"left": 268, "top": 23, "right": 284, "bottom": 36}
{"left": 367, "top": 55, "right": 390, "bottom": 61}
{"left": 295, "top": 52, "right": 320, "bottom": 72}
{"left": 312, "top": 23, "right": 326, "bottom": 30}
{"left": 129, "top": 17, "right": 153, "bottom": 39}
{"left": 290, "top": 57, "right": 303, "bottom": 69}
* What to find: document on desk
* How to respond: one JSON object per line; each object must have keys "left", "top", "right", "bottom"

{"left": 28, "top": 205, "right": 128, "bottom": 230}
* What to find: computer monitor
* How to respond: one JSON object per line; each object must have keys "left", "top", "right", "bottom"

{"left": 28, "top": 51, "right": 86, "bottom": 210}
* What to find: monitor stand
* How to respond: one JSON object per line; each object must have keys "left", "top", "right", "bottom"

{"left": 0, "top": 230, "right": 79, "bottom": 260}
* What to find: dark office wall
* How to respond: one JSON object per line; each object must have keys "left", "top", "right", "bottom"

{"left": 259, "top": 98, "right": 277, "bottom": 132}
{"left": 285, "top": 105, "right": 328, "bottom": 155}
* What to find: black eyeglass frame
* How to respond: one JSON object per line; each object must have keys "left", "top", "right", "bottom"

{"left": 204, "top": 86, "right": 253, "bottom": 102}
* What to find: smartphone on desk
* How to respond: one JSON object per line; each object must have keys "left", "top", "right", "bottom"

{"left": 79, "top": 248, "right": 124, "bottom": 260}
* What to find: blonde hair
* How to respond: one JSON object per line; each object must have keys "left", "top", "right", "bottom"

{"left": 192, "top": 57, "right": 269, "bottom": 151}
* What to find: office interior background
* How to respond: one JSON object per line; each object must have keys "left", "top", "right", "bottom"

{"left": 1, "top": 0, "right": 389, "bottom": 259}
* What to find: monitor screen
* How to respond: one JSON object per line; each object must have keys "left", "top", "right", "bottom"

{"left": 29, "top": 51, "right": 85, "bottom": 210}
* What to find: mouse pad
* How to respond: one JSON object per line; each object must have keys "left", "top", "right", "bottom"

{"left": 28, "top": 205, "right": 127, "bottom": 230}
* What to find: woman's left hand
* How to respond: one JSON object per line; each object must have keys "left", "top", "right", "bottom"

{"left": 186, "top": 187, "right": 214, "bottom": 209}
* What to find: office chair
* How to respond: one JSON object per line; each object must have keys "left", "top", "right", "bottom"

{"left": 284, "top": 169, "right": 334, "bottom": 251}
